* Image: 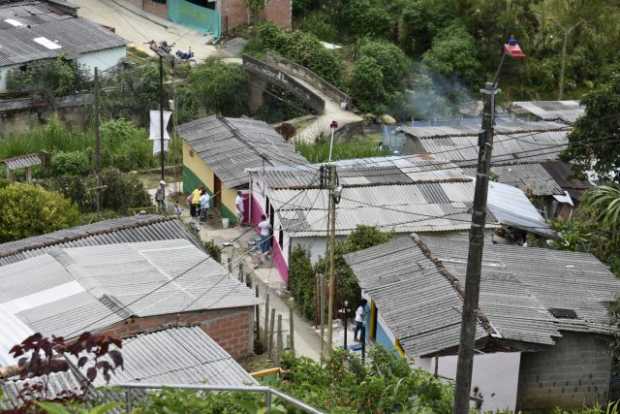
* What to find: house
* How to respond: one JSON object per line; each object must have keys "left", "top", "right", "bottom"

{"left": 510, "top": 100, "right": 585, "bottom": 124}
{"left": 0, "top": 0, "right": 127, "bottom": 91}
{"left": 0, "top": 238, "right": 257, "bottom": 363}
{"left": 178, "top": 115, "right": 307, "bottom": 224}
{"left": 345, "top": 233, "right": 620, "bottom": 412}
{"left": 0, "top": 214, "right": 199, "bottom": 266}
{"left": 0, "top": 325, "right": 256, "bottom": 410}
{"left": 396, "top": 120, "right": 585, "bottom": 217}
{"left": 248, "top": 155, "right": 554, "bottom": 282}
{"left": 133, "top": 0, "right": 291, "bottom": 37}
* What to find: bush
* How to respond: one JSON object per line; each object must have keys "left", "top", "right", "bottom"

{"left": 350, "top": 56, "right": 386, "bottom": 112}
{"left": 295, "top": 136, "right": 389, "bottom": 163}
{"left": 51, "top": 151, "right": 90, "bottom": 176}
{"left": 204, "top": 240, "right": 222, "bottom": 263}
{"left": 188, "top": 59, "right": 249, "bottom": 116}
{"left": 300, "top": 11, "right": 338, "bottom": 42}
{"left": 5, "top": 57, "right": 89, "bottom": 99}
{"left": 42, "top": 169, "right": 151, "bottom": 214}
{"left": 100, "top": 119, "right": 155, "bottom": 172}
{"left": 249, "top": 23, "right": 345, "bottom": 86}
{"left": 0, "top": 183, "right": 80, "bottom": 242}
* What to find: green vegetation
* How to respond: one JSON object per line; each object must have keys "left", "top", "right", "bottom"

{"left": 0, "top": 118, "right": 165, "bottom": 177}
{"left": 289, "top": 225, "right": 392, "bottom": 320}
{"left": 5, "top": 57, "right": 89, "bottom": 102}
{"left": 563, "top": 72, "right": 620, "bottom": 183}
{"left": 295, "top": 135, "right": 389, "bottom": 163}
{"left": 0, "top": 183, "right": 80, "bottom": 242}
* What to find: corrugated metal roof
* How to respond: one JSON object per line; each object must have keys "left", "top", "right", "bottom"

{"left": 0, "top": 326, "right": 255, "bottom": 410}
{"left": 400, "top": 121, "right": 570, "bottom": 163}
{"left": 96, "top": 326, "right": 256, "bottom": 386}
{"left": 178, "top": 116, "right": 307, "bottom": 188}
{"left": 463, "top": 163, "right": 564, "bottom": 197}
{"left": 541, "top": 160, "right": 592, "bottom": 201}
{"left": 0, "top": 240, "right": 257, "bottom": 366}
{"left": 346, "top": 233, "right": 619, "bottom": 358}
{"left": 1, "top": 153, "right": 42, "bottom": 170}
{"left": 0, "top": 371, "right": 84, "bottom": 410}
{"left": 0, "top": 3, "right": 126, "bottom": 66}
{"left": 249, "top": 155, "right": 466, "bottom": 189}
{"left": 0, "top": 215, "right": 199, "bottom": 267}
{"left": 510, "top": 100, "right": 584, "bottom": 124}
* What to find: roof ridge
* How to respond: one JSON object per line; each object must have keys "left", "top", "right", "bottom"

{"left": 410, "top": 234, "right": 495, "bottom": 337}
{"left": 218, "top": 116, "right": 273, "bottom": 166}
{"left": 122, "top": 322, "right": 202, "bottom": 341}
{"left": 0, "top": 215, "right": 177, "bottom": 259}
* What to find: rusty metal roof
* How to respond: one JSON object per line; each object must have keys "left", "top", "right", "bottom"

{"left": 1, "top": 153, "right": 42, "bottom": 170}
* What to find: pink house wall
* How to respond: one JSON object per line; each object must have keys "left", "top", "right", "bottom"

{"left": 250, "top": 194, "right": 289, "bottom": 282}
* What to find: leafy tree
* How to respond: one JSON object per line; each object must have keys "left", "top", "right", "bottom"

{"left": 422, "top": 24, "right": 481, "bottom": 87}
{"left": 350, "top": 56, "right": 385, "bottom": 112}
{"left": 563, "top": 73, "right": 620, "bottom": 183}
{"left": 300, "top": 10, "right": 338, "bottom": 42}
{"left": 339, "top": 0, "right": 393, "bottom": 39}
{"left": 583, "top": 185, "right": 620, "bottom": 227}
{"left": 0, "top": 183, "right": 80, "bottom": 242}
{"left": 188, "top": 59, "right": 249, "bottom": 116}
{"left": 398, "top": 0, "right": 457, "bottom": 56}
{"left": 358, "top": 40, "right": 410, "bottom": 95}
{"left": 245, "top": 0, "right": 268, "bottom": 23}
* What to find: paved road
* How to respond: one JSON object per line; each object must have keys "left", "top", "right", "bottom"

{"left": 73, "top": 0, "right": 217, "bottom": 60}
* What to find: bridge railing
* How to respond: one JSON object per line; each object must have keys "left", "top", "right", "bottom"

{"left": 242, "top": 54, "right": 326, "bottom": 114}
{"left": 264, "top": 52, "right": 353, "bottom": 109}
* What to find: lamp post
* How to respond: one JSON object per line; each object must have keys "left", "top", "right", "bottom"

{"left": 452, "top": 36, "right": 525, "bottom": 414}
{"left": 328, "top": 120, "right": 338, "bottom": 162}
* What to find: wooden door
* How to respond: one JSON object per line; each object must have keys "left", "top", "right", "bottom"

{"left": 214, "top": 174, "right": 222, "bottom": 208}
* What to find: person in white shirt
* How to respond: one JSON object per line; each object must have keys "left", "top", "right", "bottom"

{"left": 199, "top": 190, "right": 210, "bottom": 222}
{"left": 257, "top": 214, "right": 272, "bottom": 254}
{"left": 354, "top": 299, "right": 368, "bottom": 342}
{"left": 235, "top": 191, "right": 245, "bottom": 225}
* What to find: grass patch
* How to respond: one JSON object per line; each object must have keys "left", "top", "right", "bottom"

{"left": 295, "top": 134, "right": 389, "bottom": 163}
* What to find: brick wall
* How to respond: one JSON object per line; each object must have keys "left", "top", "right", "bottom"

{"left": 517, "top": 332, "right": 612, "bottom": 411}
{"left": 143, "top": 0, "right": 169, "bottom": 19}
{"left": 102, "top": 307, "right": 254, "bottom": 359}
{"left": 263, "top": 0, "right": 291, "bottom": 29}
{"left": 220, "top": 0, "right": 291, "bottom": 32}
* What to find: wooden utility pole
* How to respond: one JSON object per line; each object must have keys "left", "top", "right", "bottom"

{"left": 94, "top": 67, "right": 101, "bottom": 212}
{"left": 452, "top": 82, "right": 498, "bottom": 414}
{"left": 326, "top": 163, "right": 337, "bottom": 357}
{"left": 318, "top": 273, "right": 325, "bottom": 361}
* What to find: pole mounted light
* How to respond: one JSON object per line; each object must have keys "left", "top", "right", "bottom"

{"left": 328, "top": 120, "right": 338, "bottom": 162}
{"left": 452, "top": 36, "right": 525, "bottom": 414}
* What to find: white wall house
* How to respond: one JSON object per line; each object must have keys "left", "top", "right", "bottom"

{"left": 0, "top": 0, "right": 127, "bottom": 92}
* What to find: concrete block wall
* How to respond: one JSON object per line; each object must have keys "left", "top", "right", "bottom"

{"left": 143, "top": 0, "right": 169, "bottom": 19}
{"left": 102, "top": 307, "right": 254, "bottom": 359}
{"left": 517, "top": 332, "right": 612, "bottom": 411}
{"left": 220, "top": 0, "right": 291, "bottom": 32}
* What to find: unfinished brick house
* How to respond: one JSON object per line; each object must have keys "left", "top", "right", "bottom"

{"left": 0, "top": 215, "right": 257, "bottom": 362}
{"left": 133, "top": 0, "right": 291, "bottom": 36}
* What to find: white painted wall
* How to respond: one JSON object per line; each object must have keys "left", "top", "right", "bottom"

{"left": 0, "top": 65, "right": 18, "bottom": 92}
{"left": 77, "top": 46, "right": 127, "bottom": 75}
{"left": 416, "top": 352, "right": 521, "bottom": 412}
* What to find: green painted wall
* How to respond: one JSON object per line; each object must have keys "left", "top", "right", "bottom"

{"left": 183, "top": 166, "right": 238, "bottom": 224}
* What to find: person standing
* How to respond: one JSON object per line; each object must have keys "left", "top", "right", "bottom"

{"left": 235, "top": 191, "right": 245, "bottom": 225}
{"left": 354, "top": 299, "right": 368, "bottom": 342}
{"left": 190, "top": 187, "right": 201, "bottom": 217}
{"left": 199, "top": 189, "right": 210, "bottom": 222}
{"left": 155, "top": 180, "right": 166, "bottom": 213}
{"left": 257, "top": 214, "right": 272, "bottom": 255}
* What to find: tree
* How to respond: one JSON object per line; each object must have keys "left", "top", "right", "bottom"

{"left": 188, "top": 59, "right": 249, "bottom": 116}
{"left": 358, "top": 40, "right": 410, "bottom": 95}
{"left": 582, "top": 185, "right": 620, "bottom": 227}
{"left": 350, "top": 56, "right": 386, "bottom": 112}
{"left": 562, "top": 73, "right": 620, "bottom": 183}
{"left": 245, "top": 0, "right": 268, "bottom": 23}
{"left": 398, "top": 0, "right": 457, "bottom": 56}
{"left": 0, "top": 183, "right": 80, "bottom": 242}
{"left": 422, "top": 24, "right": 481, "bottom": 87}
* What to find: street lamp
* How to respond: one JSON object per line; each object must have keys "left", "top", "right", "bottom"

{"left": 328, "top": 120, "right": 338, "bottom": 162}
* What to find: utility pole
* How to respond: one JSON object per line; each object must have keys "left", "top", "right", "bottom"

{"left": 452, "top": 82, "right": 498, "bottom": 414}
{"left": 158, "top": 53, "right": 165, "bottom": 182}
{"left": 325, "top": 163, "right": 337, "bottom": 357}
{"left": 453, "top": 37, "right": 524, "bottom": 414}
{"left": 94, "top": 67, "right": 101, "bottom": 212}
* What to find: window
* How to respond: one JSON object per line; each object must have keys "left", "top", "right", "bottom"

{"left": 278, "top": 226, "right": 283, "bottom": 246}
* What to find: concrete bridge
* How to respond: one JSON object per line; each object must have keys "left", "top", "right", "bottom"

{"left": 242, "top": 54, "right": 362, "bottom": 143}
